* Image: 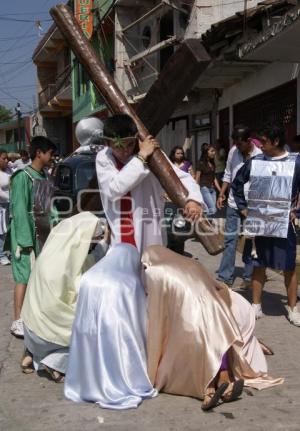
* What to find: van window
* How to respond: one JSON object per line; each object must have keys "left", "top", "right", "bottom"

{"left": 76, "top": 162, "right": 96, "bottom": 190}
{"left": 57, "top": 166, "right": 72, "bottom": 190}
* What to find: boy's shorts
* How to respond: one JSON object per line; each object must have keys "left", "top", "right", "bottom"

{"left": 253, "top": 223, "right": 296, "bottom": 271}
{"left": 12, "top": 249, "right": 32, "bottom": 284}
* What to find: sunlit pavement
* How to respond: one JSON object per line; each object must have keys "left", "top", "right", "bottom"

{"left": 0, "top": 239, "right": 299, "bottom": 431}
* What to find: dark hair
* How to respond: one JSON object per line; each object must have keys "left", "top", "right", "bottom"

{"left": 20, "top": 149, "right": 29, "bottom": 158}
{"left": 231, "top": 125, "right": 251, "bottom": 142}
{"left": 0, "top": 150, "right": 8, "bottom": 157}
{"left": 103, "top": 114, "right": 138, "bottom": 139}
{"left": 259, "top": 124, "right": 285, "bottom": 147}
{"left": 200, "top": 144, "right": 215, "bottom": 166}
{"left": 201, "top": 142, "right": 209, "bottom": 152}
{"left": 30, "top": 136, "right": 57, "bottom": 160}
{"left": 169, "top": 146, "right": 185, "bottom": 163}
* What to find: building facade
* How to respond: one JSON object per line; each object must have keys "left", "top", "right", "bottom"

{"left": 109, "top": 0, "right": 300, "bottom": 164}
{"left": 0, "top": 116, "right": 31, "bottom": 153}
{"left": 32, "top": 23, "right": 73, "bottom": 155}
{"left": 32, "top": 0, "right": 300, "bottom": 160}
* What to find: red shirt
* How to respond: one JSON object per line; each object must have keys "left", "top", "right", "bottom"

{"left": 115, "top": 157, "right": 137, "bottom": 247}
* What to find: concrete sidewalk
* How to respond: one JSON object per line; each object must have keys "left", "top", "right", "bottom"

{"left": 0, "top": 240, "right": 299, "bottom": 431}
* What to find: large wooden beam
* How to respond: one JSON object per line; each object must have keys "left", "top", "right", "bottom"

{"left": 137, "top": 39, "right": 211, "bottom": 137}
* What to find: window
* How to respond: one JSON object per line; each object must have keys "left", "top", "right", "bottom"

{"left": 142, "top": 26, "right": 151, "bottom": 49}
{"left": 74, "top": 59, "right": 90, "bottom": 98}
{"left": 76, "top": 162, "right": 95, "bottom": 190}
{"left": 56, "top": 166, "right": 72, "bottom": 190}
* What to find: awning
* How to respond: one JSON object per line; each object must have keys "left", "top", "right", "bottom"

{"left": 239, "top": 6, "right": 300, "bottom": 62}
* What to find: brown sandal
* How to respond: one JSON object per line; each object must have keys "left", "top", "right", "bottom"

{"left": 201, "top": 382, "right": 229, "bottom": 411}
{"left": 258, "top": 339, "right": 274, "bottom": 356}
{"left": 21, "top": 349, "right": 34, "bottom": 374}
{"left": 44, "top": 365, "right": 65, "bottom": 383}
{"left": 221, "top": 379, "right": 244, "bottom": 403}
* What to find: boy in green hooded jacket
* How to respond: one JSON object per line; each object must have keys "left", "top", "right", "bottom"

{"left": 9, "top": 136, "right": 57, "bottom": 338}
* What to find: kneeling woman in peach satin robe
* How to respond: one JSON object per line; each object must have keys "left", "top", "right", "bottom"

{"left": 142, "top": 245, "right": 283, "bottom": 410}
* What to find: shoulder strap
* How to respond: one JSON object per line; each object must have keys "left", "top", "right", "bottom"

{"left": 288, "top": 152, "right": 298, "bottom": 162}
{"left": 23, "top": 167, "right": 34, "bottom": 181}
{"left": 10, "top": 167, "right": 33, "bottom": 183}
{"left": 253, "top": 153, "right": 264, "bottom": 160}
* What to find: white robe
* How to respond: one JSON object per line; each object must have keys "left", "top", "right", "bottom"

{"left": 65, "top": 244, "right": 158, "bottom": 409}
{"left": 0, "top": 169, "right": 11, "bottom": 235}
{"left": 96, "top": 147, "right": 203, "bottom": 252}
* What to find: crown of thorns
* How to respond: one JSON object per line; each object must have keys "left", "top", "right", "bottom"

{"left": 104, "top": 135, "right": 138, "bottom": 149}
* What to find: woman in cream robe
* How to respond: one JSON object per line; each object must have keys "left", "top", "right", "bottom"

{"left": 142, "top": 245, "right": 283, "bottom": 402}
{"left": 21, "top": 212, "right": 108, "bottom": 378}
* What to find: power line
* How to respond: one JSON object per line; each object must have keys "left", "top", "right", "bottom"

{"left": 0, "top": 61, "right": 33, "bottom": 85}
{"left": 0, "top": 34, "right": 36, "bottom": 41}
{"left": 0, "top": 16, "right": 52, "bottom": 23}
{"left": 0, "top": 60, "right": 31, "bottom": 65}
{"left": 0, "top": 12, "right": 50, "bottom": 17}
{"left": 0, "top": 87, "right": 36, "bottom": 93}
{"left": 0, "top": 37, "right": 38, "bottom": 53}
{"left": 0, "top": 84, "right": 36, "bottom": 89}
{"left": 0, "top": 87, "right": 33, "bottom": 109}
{"left": 0, "top": 49, "right": 32, "bottom": 75}
{"left": 0, "top": 26, "right": 36, "bottom": 62}
{"left": 0, "top": 39, "right": 38, "bottom": 54}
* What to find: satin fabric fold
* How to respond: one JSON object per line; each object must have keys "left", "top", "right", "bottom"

{"left": 142, "top": 245, "right": 283, "bottom": 399}
{"left": 64, "top": 244, "right": 157, "bottom": 409}
{"left": 21, "top": 212, "right": 100, "bottom": 347}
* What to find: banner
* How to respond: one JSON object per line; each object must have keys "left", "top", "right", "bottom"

{"left": 75, "top": 0, "right": 94, "bottom": 39}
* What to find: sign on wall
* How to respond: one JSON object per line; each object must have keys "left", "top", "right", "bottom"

{"left": 75, "top": 0, "right": 94, "bottom": 39}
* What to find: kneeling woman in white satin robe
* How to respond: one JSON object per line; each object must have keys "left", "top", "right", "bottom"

{"left": 64, "top": 243, "right": 158, "bottom": 409}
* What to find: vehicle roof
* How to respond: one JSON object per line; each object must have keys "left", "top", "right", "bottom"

{"left": 59, "top": 152, "right": 96, "bottom": 168}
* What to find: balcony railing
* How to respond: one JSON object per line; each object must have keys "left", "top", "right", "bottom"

{"left": 38, "top": 64, "right": 71, "bottom": 109}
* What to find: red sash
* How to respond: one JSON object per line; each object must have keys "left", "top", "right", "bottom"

{"left": 115, "top": 158, "right": 137, "bottom": 247}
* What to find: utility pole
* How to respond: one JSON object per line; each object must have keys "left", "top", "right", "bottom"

{"left": 15, "top": 103, "right": 22, "bottom": 152}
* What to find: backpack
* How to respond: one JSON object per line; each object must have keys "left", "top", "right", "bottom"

{"left": 23, "top": 168, "right": 55, "bottom": 249}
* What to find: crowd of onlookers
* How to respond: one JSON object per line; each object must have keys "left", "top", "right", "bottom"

{"left": 167, "top": 127, "right": 300, "bottom": 327}
{"left": 169, "top": 133, "right": 300, "bottom": 220}
{"left": 2, "top": 127, "right": 300, "bottom": 337}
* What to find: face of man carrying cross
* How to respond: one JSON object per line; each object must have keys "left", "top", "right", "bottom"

{"left": 104, "top": 115, "right": 159, "bottom": 166}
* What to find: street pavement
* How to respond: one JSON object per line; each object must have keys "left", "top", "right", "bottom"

{"left": 0, "top": 239, "right": 300, "bottom": 431}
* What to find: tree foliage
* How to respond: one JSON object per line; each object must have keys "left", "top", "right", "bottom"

{"left": 0, "top": 105, "right": 13, "bottom": 123}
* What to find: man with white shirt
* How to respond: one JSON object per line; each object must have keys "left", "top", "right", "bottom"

{"left": 216, "top": 125, "right": 262, "bottom": 287}
{"left": 0, "top": 150, "right": 12, "bottom": 266}
{"left": 96, "top": 115, "right": 203, "bottom": 251}
{"left": 12, "top": 150, "right": 31, "bottom": 171}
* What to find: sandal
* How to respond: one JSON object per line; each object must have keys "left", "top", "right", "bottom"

{"left": 258, "top": 339, "right": 274, "bottom": 356}
{"left": 221, "top": 379, "right": 244, "bottom": 403}
{"left": 201, "top": 382, "right": 229, "bottom": 411}
{"left": 44, "top": 365, "right": 65, "bottom": 383}
{"left": 21, "top": 349, "right": 34, "bottom": 374}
